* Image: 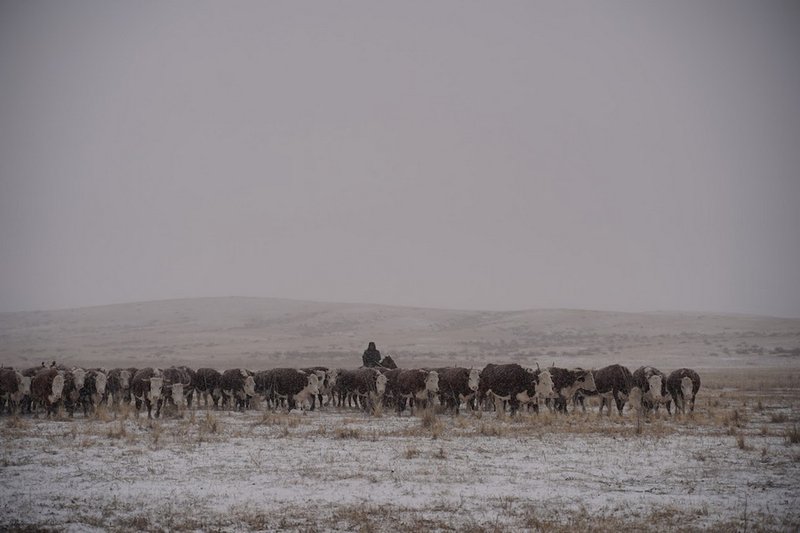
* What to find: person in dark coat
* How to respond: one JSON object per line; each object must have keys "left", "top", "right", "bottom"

{"left": 362, "top": 342, "right": 381, "bottom": 367}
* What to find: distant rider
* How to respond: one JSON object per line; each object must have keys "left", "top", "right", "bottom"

{"left": 362, "top": 342, "right": 381, "bottom": 367}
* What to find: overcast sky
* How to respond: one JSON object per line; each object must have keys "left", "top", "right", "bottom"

{"left": 1, "top": 1, "right": 799, "bottom": 317}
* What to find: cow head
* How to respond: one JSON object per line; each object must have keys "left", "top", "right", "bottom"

{"left": 243, "top": 375, "right": 256, "bottom": 397}
{"left": 119, "top": 370, "right": 131, "bottom": 391}
{"left": 326, "top": 368, "right": 339, "bottom": 390}
{"left": 306, "top": 373, "right": 320, "bottom": 397}
{"left": 149, "top": 377, "right": 164, "bottom": 404}
{"left": 94, "top": 371, "right": 107, "bottom": 396}
{"left": 425, "top": 370, "right": 439, "bottom": 393}
{"left": 72, "top": 368, "right": 86, "bottom": 392}
{"left": 19, "top": 374, "right": 32, "bottom": 396}
{"left": 575, "top": 369, "right": 597, "bottom": 393}
{"left": 468, "top": 368, "right": 480, "bottom": 392}
{"left": 375, "top": 372, "right": 388, "bottom": 396}
{"left": 50, "top": 373, "right": 65, "bottom": 404}
{"left": 680, "top": 376, "right": 693, "bottom": 398}
{"left": 647, "top": 374, "right": 664, "bottom": 401}
{"left": 536, "top": 369, "right": 555, "bottom": 398}
{"left": 170, "top": 383, "right": 185, "bottom": 406}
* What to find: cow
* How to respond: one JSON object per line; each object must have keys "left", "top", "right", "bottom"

{"left": 60, "top": 368, "right": 86, "bottom": 417}
{"left": 666, "top": 368, "right": 701, "bottom": 414}
{"left": 80, "top": 369, "right": 107, "bottom": 416}
{"left": 161, "top": 367, "right": 192, "bottom": 411}
{"left": 131, "top": 368, "right": 164, "bottom": 418}
{"left": 435, "top": 367, "right": 480, "bottom": 414}
{"left": 177, "top": 366, "right": 197, "bottom": 407}
{"left": 0, "top": 368, "right": 31, "bottom": 415}
{"left": 384, "top": 369, "right": 439, "bottom": 415}
{"left": 220, "top": 369, "right": 256, "bottom": 411}
{"left": 547, "top": 367, "right": 597, "bottom": 413}
{"left": 477, "top": 364, "right": 547, "bottom": 415}
{"left": 260, "top": 368, "right": 320, "bottom": 412}
{"left": 348, "top": 368, "right": 388, "bottom": 412}
{"left": 193, "top": 368, "right": 223, "bottom": 408}
{"left": 632, "top": 366, "right": 669, "bottom": 413}
{"left": 574, "top": 364, "right": 634, "bottom": 416}
{"left": 106, "top": 368, "right": 132, "bottom": 409}
{"left": 330, "top": 369, "right": 359, "bottom": 408}
{"left": 301, "top": 367, "right": 337, "bottom": 410}
{"left": 31, "top": 368, "right": 65, "bottom": 417}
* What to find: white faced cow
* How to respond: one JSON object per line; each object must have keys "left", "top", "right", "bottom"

{"left": 666, "top": 368, "right": 701, "bottom": 414}
{"left": 436, "top": 367, "right": 481, "bottom": 414}
{"left": 384, "top": 369, "right": 439, "bottom": 415}
{"left": 632, "top": 366, "right": 669, "bottom": 413}
{"left": 0, "top": 368, "right": 31, "bottom": 415}
{"left": 131, "top": 368, "right": 164, "bottom": 418}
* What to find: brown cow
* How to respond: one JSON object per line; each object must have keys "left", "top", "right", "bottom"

{"left": 0, "top": 368, "right": 31, "bottom": 415}
{"left": 31, "top": 368, "right": 65, "bottom": 417}
{"left": 384, "top": 369, "right": 439, "bottom": 415}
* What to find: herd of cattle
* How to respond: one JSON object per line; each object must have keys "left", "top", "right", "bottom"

{"left": 0, "top": 362, "right": 701, "bottom": 419}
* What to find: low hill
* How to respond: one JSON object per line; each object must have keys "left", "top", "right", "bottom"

{"left": 1, "top": 297, "right": 798, "bottom": 370}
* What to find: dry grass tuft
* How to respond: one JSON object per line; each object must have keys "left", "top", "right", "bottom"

{"left": 334, "top": 426, "right": 361, "bottom": 439}
{"left": 106, "top": 420, "right": 127, "bottom": 439}
{"left": 770, "top": 412, "right": 789, "bottom": 423}
{"left": 785, "top": 425, "right": 800, "bottom": 446}
{"left": 5, "top": 416, "right": 29, "bottom": 430}
{"left": 404, "top": 445, "right": 420, "bottom": 459}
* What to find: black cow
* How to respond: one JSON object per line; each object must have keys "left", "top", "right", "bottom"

{"left": 131, "top": 368, "right": 164, "bottom": 418}
{"left": 666, "top": 368, "right": 701, "bottom": 414}
{"left": 547, "top": 367, "right": 597, "bottom": 413}
{"left": 194, "top": 368, "right": 223, "bottom": 408}
{"left": 383, "top": 368, "right": 439, "bottom": 415}
{"left": 477, "top": 364, "right": 547, "bottom": 415}
{"left": 258, "top": 368, "right": 320, "bottom": 411}
{"left": 574, "top": 364, "right": 634, "bottom": 416}
{"left": 220, "top": 369, "right": 256, "bottom": 411}
{"left": 435, "top": 367, "right": 481, "bottom": 414}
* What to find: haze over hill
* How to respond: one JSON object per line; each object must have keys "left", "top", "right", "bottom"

{"left": 1, "top": 297, "right": 798, "bottom": 371}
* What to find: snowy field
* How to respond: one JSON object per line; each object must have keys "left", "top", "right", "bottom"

{"left": 2, "top": 370, "right": 799, "bottom": 532}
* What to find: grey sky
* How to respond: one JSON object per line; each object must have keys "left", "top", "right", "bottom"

{"left": 1, "top": 1, "right": 799, "bottom": 317}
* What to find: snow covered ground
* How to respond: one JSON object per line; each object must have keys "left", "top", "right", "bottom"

{"left": 2, "top": 378, "right": 799, "bottom": 532}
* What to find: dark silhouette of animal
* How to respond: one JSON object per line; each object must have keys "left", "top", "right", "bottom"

{"left": 574, "top": 364, "right": 634, "bottom": 416}
{"left": 435, "top": 367, "right": 480, "bottom": 414}
{"left": 477, "top": 364, "right": 550, "bottom": 415}
{"left": 106, "top": 368, "right": 132, "bottom": 409}
{"left": 255, "top": 368, "right": 319, "bottom": 411}
{"left": 383, "top": 368, "right": 439, "bottom": 415}
{"left": 666, "top": 368, "right": 701, "bottom": 414}
{"left": 0, "top": 368, "right": 31, "bottom": 414}
{"left": 79, "top": 369, "right": 107, "bottom": 416}
{"left": 193, "top": 368, "right": 223, "bottom": 408}
{"left": 220, "top": 369, "right": 256, "bottom": 411}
